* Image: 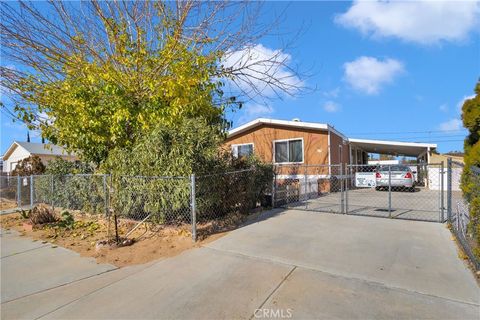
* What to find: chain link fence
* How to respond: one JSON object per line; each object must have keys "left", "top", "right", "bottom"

{"left": 273, "top": 164, "right": 344, "bottom": 213}
{"left": 109, "top": 175, "right": 191, "bottom": 240}
{"left": 0, "top": 167, "right": 273, "bottom": 242}
{"left": 274, "top": 163, "right": 446, "bottom": 222}
{"left": 1, "top": 159, "right": 477, "bottom": 259}
{"left": 194, "top": 167, "right": 273, "bottom": 239}
{"left": 448, "top": 160, "right": 479, "bottom": 270}
{"left": 0, "top": 176, "right": 19, "bottom": 211}
{"left": 345, "top": 163, "right": 445, "bottom": 221}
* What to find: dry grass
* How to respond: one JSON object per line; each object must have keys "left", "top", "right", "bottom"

{"left": 0, "top": 198, "right": 17, "bottom": 211}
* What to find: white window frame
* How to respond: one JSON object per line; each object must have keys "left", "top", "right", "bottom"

{"left": 273, "top": 138, "right": 304, "bottom": 164}
{"left": 231, "top": 143, "right": 254, "bottom": 158}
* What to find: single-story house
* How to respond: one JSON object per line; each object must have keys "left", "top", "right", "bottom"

{"left": 226, "top": 118, "right": 437, "bottom": 167}
{"left": 226, "top": 118, "right": 439, "bottom": 191}
{"left": 2, "top": 141, "right": 77, "bottom": 174}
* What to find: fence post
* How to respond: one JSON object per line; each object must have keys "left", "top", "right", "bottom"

{"left": 103, "top": 175, "right": 108, "bottom": 218}
{"left": 388, "top": 165, "right": 392, "bottom": 217}
{"left": 340, "top": 164, "right": 345, "bottom": 214}
{"left": 440, "top": 161, "right": 444, "bottom": 222}
{"left": 190, "top": 174, "right": 197, "bottom": 242}
{"left": 304, "top": 166, "right": 308, "bottom": 208}
{"left": 17, "top": 175, "right": 21, "bottom": 207}
{"left": 51, "top": 174, "right": 55, "bottom": 211}
{"left": 271, "top": 169, "right": 276, "bottom": 208}
{"left": 447, "top": 158, "right": 452, "bottom": 222}
{"left": 30, "top": 175, "right": 34, "bottom": 208}
{"left": 345, "top": 165, "right": 349, "bottom": 214}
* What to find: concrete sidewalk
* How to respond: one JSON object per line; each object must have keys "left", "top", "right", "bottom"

{"left": 1, "top": 210, "right": 479, "bottom": 319}
{"left": 0, "top": 229, "right": 116, "bottom": 303}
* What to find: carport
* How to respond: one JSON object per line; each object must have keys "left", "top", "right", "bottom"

{"left": 274, "top": 138, "right": 446, "bottom": 222}
{"left": 349, "top": 138, "right": 437, "bottom": 165}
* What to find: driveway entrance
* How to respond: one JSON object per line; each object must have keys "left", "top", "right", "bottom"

{"left": 274, "top": 163, "right": 448, "bottom": 222}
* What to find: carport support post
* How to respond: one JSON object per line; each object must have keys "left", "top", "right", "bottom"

{"left": 190, "top": 174, "right": 197, "bottom": 242}
{"left": 388, "top": 165, "right": 392, "bottom": 217}
{"left": 30, "top": 175, "right": 34, "bottom": 208}
{"left": 447, "top": 158, "right": 452, "bottom": 222}
{"left": 440, "top": 161, "right": 444, "bottom": 222}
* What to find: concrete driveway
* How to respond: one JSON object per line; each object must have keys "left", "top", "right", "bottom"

{"left": 1, "top": 209, "right": 479, "bottom": 319}
{"left": 296, "top": 188, "right": 446, "bottom": 222}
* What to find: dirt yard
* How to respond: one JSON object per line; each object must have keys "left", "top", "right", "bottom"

{"left": 0, "top": 207, "right": 261, "bottom": 267}
{"left": 0, "top": 198, "right": 18, "bottom": 211}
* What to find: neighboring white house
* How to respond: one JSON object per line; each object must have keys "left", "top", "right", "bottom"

{"left": 2, "top": 141, "right": 77, "bottom": 174}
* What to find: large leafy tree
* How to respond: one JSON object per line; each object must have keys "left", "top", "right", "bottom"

{"left": 0, "top": 1, "right": 303, "bottom": 164}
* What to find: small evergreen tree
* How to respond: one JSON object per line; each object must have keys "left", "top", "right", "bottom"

{"left": 460, "top": 80, "right": 480, "bottom": 257}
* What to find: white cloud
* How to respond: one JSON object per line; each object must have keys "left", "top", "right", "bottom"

{"left": 322, "top": 87, "right": 340, "bottom": 98}
{"left": 437, "top": 94, "right": 474, "bottom": 132}
{"left": 439, "top": 104, "right": 448, "bottom": 112}
{"left": 336, "top": 1, "right": 480, "bottom": 45}
{"left": 222, "top": 44, "right": 303, "bottom": 98}
{"left": 343, "top": 56, "right": 404, "bottom": 94}
{"left": 323, "top": 101, "right": 340, "bottom": 113}
{"left": 439, "top": 119, "right": 463, "bottom": 132}
{"left": 238, "top": 103, "right": 274, "bottom": 124}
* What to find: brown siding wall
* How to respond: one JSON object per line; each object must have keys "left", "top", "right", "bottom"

{"left": 225, "top": 124, "right": 331, "bottom": 175}
{"left": 226, "top": 124, "right": 329, "bottom": 163}
{"left": 329, "top": 131, "right": 349, "bottom": 167}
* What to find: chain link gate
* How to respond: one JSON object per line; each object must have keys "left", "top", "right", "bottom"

{"left": 273, "top": 164, "right": 345, "bottom": 214}
{"left": 273, "top": 163, "right": 446, "bottom": 222}
{"left": 345, "top": 163, "right": 445, "bottom": 222}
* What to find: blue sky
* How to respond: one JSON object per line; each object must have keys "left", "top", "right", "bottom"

{"left": 1, "top": 1, "right": 479, "bottom": 154}
{"left": 225, "top": 1, "right": 480, "bottom": 154}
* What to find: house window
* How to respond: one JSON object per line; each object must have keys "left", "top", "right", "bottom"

{"left": 274, "top": 139, "right": 303, "bottom": 163}
{"left": 232, "top": 143, "right": 254, "bottom": 158}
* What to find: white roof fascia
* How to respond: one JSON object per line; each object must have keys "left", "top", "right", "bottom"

{"left": 228, "top": 118, "right": 331, "bottom": 138}
{"left": 348, "top": 138, "right": 437, "bottom": 149}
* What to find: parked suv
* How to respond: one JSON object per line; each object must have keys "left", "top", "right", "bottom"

{"left": 375, "top": 165, "right": 415, "bottom": 192}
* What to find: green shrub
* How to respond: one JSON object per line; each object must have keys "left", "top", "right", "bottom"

{"left": 103, "top": 118, "right": 274, "bottom": 224}
{"left": 45, "top": 157, "right": 94, "bottom": 175}
{"left": 58, "top": 211, "right": 75, "bottom": 229}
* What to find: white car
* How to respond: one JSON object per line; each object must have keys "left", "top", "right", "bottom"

{"left": 375, "top": 165, "right": 415, "bottom": 192}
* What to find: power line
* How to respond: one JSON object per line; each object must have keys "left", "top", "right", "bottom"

{"left": 348, "top": 129, "right": 466, "bottom": 135}
{"left": 387, "top": 139, "right": 465, "bottom": 143}
{"left": 354, "top": 134, "right": 466, "bottom": 140}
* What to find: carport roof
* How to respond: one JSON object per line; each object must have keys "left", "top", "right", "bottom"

{"left": 349, "top": 138, "right": 437, "bottom": 157}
